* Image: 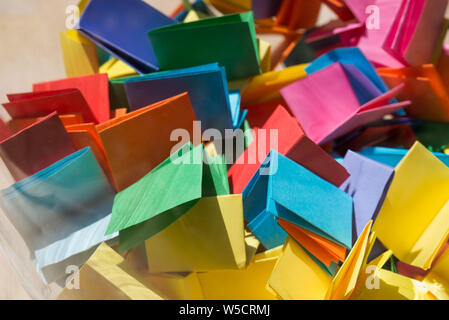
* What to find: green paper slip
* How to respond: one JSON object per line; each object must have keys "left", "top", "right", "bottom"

{"left": 105, "top": 142, "right": 230, "bottom": 251}
{"left": 148, "top": 12, "right": 261, "bottom": 80}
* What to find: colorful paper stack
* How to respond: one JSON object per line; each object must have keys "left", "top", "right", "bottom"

{"left": 2, "top": 0, "right": 449, "bottom": 300}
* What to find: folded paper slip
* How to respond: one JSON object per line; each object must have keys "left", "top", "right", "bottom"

{"left": 0, "top": 120, "right": 11, "bottom": 141}
{"left": 7, "top": 114, "right": 84, "bottom": 133}
{"left": 423, "top": 246, "right": 449, "bottom": 300}
{"left": 57, "top": 243, "right": 164, "bottom": 300}
{"left": 397, "top": 260, "right": 431, "bottom": 281}
{"left": 394, "top": 243, "right": 449, "bottom": 280}
{"left": 127, "top": 237, "right": 260, "bottom": 299}
{"left": 122, "top": 63, "right": 239, "bottom": 133}
{"left": 243, "top": 100, "right": 286, "bottom": 130}
{"left": 278, "top": 219, "right": 346, "bottom": 268}
{"left": 355, "top": 269, "right": 435, "bottom": 300}
{"left": 305, "top": 21, "right": 364, "bottom": 48}
{"left": 326, "top": 221, "right": 373, "bottom": 300}
{"left": 99, "top": 58, "right": 137, "bottom": 79}
{"left": 0, "top": 112, "right": 77, "bottom": 181}
{"left": 360, "top": 145, "right": 449, "bottom": 169}
{"left": 382, "top": 0, "right": 448, "bottom": 67}
{"left": 106, "top": 142, "right": 230, "bottom": 252}
{"left": 33, "top": 73, "right": 109, "bottom": 124}
{"left": 258, "top": 38, "right": 271, "bottom": 73}
{"left": 344, "top": 0, "right": 405, "bottom": 68}
{"left": 240, "top": 64, "right": 308, "bottom": 106}
{"left": 97, "top": 93, "right": 198, "bottom": 191}
{"left": 305, "top": 47, "right": 392, "bottom": 98}
{"left": 124, "top": 236, "right": 260, "bottom": 299}
{"left": 242, "top": 150, "right": 353, "bottom": 250}
{"left": 281, "top": 62, "right": 409, "bottom": 144}
{"left": 78, "top": 0, "right": 175, "bottom": 74}
{"left": 378, "top": 65, "right": 449, "bottom": 122}
{"left": 66, "top": 123, "right": 115, "bottom": 189}
{"left": 228, "top": 104, "right": 349, "bottom": 194}
{"left": 0, "top": 148, "right": 117, "bottom": 283}
{"left": 340, "top": 151, "right": 394, "bottom": 241}
{"left": 195, "top": 246, "right": 282, "bottom": 300}
{"left": 267, "top": 237, "right": 332, "bottom": 300}
{"left": 148, "top": 12, "right": 261, "bottom": 80}
{"left": 3, "top": 88, "right": 95, "bottom": 124}
{"left": 354, "top": 250, "right": 435, "bottom": 300}
{"left": 373, "top": 142, "right": 449, "bottom": 269}
{"left": 138, "top": 272, "right": 204, "bottom": 300}
{"left": 60, "top": 29, "right": 98, "bottom": 77}
{"left": 144, "top": 194, "right": 246, "bottom": 273}
{"left": 396, "top": 244, "right": 449, "bottom": 281}
{"left": 182, "top": 9, "right": 207, "bottom": 23}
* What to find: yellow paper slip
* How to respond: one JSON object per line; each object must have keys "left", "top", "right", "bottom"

{"left": 60, "top": 29, "right": 98, "bottom": 77}
{"left": 267, "top": 237, "right": 332, "bottom": 300}
{"left": 99, "top": 57, "right": 138, "bottom": 79}
{"left": 122, "top": 232, "right": 259, "bottom": 300}
{"left": 258, "top": 39, "right": 271, "bottom": 73}
{"left": 373, "top": 142, "right": 449, "bottom": 269}
{"left": 423, "top": 246, "right": 449, "bottom": 300}
{"left": 195, "top": 246, "right": 282, "bottom": 300}
{"left": 241, "top": 64, "right": 308, "bottom": 106}
{"left": 57, "top": 243, "right": 164, "bottom": 300}
{"left": 122, "top": 244, "right": 205, "bottom": 300}
{"left": 145, "top": 195, "right": 246, "bottom": 273}
{"left": 78, "top": 0, "right": 89, "bottom": 13}
{"left": 349, "top": 246, "right": 434, "bottom": 300}
{"left": 244, "top": 231, "right": 260, "bottom": 265}
{"left": 184, "top": 10, "right": 209, "bottom": 23}
{"left": 350, "top": 249, "right": 392, "bottom": 298}
{"left": 326, "top": 221, "right": 373, "bottom": 300}
{"left": 144, "top": 273, "right": 205, "bottom": 300}
{"left": 355, "top": 269, "right": 435, "bottom": 300}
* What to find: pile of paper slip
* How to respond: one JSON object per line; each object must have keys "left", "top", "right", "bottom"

{"left": 1, "top": 0, "right": 449, "bottom": 300}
